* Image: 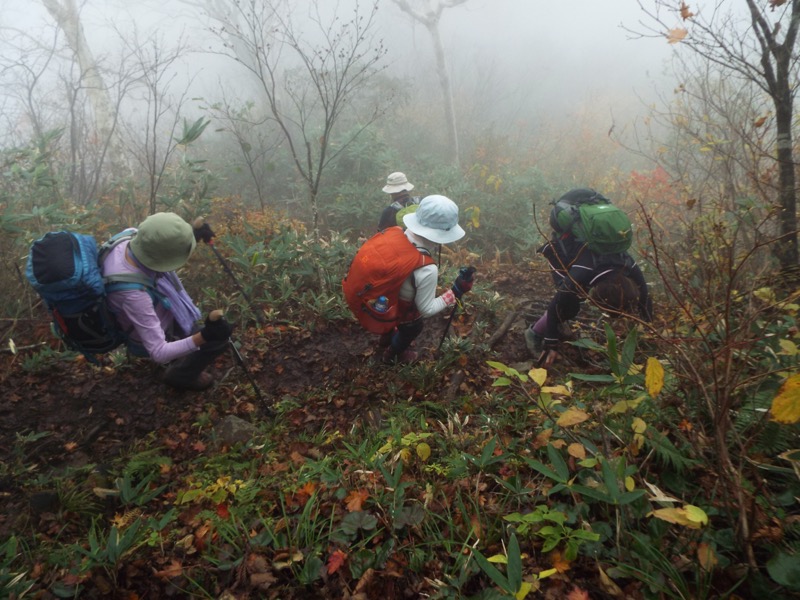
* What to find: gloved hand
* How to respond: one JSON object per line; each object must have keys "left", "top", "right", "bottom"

{"left": 200, "top": 314, "right": 233, "bottom": 343}
{"left": 193, "top": 222, "right": 215, "bottom": 244}
{"left": 451, "top": 266, "right": 476, "bottom": 299}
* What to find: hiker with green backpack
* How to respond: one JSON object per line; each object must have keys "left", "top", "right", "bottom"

{"left": 378, "top": 171, "right": 421, "bottom": 230}
{"left": 526, "top": 188, "right": 653, "bottom": 367}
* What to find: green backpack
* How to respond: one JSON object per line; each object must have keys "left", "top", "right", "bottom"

{"left": 549, "top": 189, "right": 633, "bottom": 255}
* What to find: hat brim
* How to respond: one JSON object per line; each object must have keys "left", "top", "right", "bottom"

{"left": 403, "top": 212, "right": 465, "bottom": 244}
{"left": 382, "top": 183, "right": 414, "bottom": 193}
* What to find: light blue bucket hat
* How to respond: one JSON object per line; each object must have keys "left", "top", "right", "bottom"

{"left": 403, "top": 195, "right": 465, "bottom": 244}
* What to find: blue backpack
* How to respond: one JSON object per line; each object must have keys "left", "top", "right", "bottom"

{"left": 25, "top": 228, "right": 158, "bottom": 361}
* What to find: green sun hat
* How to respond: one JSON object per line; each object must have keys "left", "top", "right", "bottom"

{"left": 129, "top": 212, "right": 196, "bottom": 272}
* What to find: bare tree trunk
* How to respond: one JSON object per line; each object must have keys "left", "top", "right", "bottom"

{"left": 391, "top": 0, "right": 468, "bottom": 168}
{"left": 41, "top": 0, "right": 126, "bottom": 184}
{"left": 425, "top": 19, "right": 460, "bottom": 168}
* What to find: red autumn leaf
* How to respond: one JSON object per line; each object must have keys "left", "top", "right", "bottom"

{"left": 192, "top": 440, "right": 206, "bottom": 452}
{"left": 216, "top": 502, "right": 230, "bottom": 519}
{"left": 345, "top": 489, "right": 369, "bottom": 512}
{"left": 327, "top": 549, "right": 347, "bottom": 574}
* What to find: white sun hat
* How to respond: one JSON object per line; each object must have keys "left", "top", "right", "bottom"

{"left": 382, "top": 171, "right": 414, "bottom": 194}
{"left": 403, "top": 195, "right": 465, "bottom": 244}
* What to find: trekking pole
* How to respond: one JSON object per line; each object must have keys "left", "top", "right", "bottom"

{"left": 194, "top": 218, "right": 264, "bottom": 324}
{"left": 208, "top": 310, "right": 273, "bottom": 416}
{"left": 437, "top": 266, "right": 476, "bottom": 353}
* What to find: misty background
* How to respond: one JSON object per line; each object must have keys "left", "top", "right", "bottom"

{"left": 0, "top": 0, "right": 681, "bottom": 238}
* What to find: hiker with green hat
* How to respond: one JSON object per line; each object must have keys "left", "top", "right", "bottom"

{"left": 380, "top": 194, "right": 475, "bottom": 364}
{"left": 102, "top": 212, "right": 233, "bottom": 391}
{"left": 379, "top": 171, "right": 421, "bottom": 230}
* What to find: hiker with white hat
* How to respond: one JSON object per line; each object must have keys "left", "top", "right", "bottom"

{"left": 381, "top": 195, "right": 475, "bottom": 363}
{"left": 379, "top": 171, "right": 421, "bottom": 230}
{"left": 102, "top": 212, "right": 233, "bottom": 391}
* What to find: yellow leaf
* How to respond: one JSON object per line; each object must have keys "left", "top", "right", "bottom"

{"left": 568, "top": 443, "right": 586, "bottom": 459}
{"left": 625, "top": 476, "right": 635, "bottom": 492}
{"left": 754, "top": 287, "right": 776, "bottom": 303}
{"left": 469, "top": 206, "right": 481, "bottom": 229}
{"left": 771, "top": 374, "right": 800, "bottom": 424}
{"left": 529, "top": 367, "right": 547, "bottom": 387}
{"left": 8, "top": 339, "right": 16, "bottom": 355}
{"left": 684, "top": 504, "right": 708, "bottom": 526}
{"left": 541, "top": 385, "right": 571, "bottom": 396}
{"left": 398, "top": 448, "right": 412, "bottom": 464}
{"left": 487, "top": 553, "right": 507, "bottom": 564}
{"left": 631, "top": 417, "right": 647, "bottom": 434}
{"left": 538, "top": 568, "right": 558, "bottom": 579}
{"left": 416, "top": 442, "right": 431, "bottom": 462}
{"left": 557, "top": 408, "right": 589, "bottom": 427}
{"left": 667, "top": 27, "right": 688, "bottom": 44}
{"left": 650, "top": 505, "right": 707, "bottom": 529}
{"left": 609, "top": 395, "right": 645, "bottom": 414}
{"left": 778, "top": 339, "right": 798, "bottom": 356}
{"left": 515, "top": 581, "right": 533, "bottom": 600}
{"left": 645, "top": 357, "right": 664, "bottom": 397}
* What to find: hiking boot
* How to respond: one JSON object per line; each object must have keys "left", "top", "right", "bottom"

{"left": 164, "top": 370, "right": 215, "bottom": 392}
{"left": 382, "top": 347, "right": 419, "bottom": 365}
{"left": 524, "top": 326, "right": 544, "bottom": 356}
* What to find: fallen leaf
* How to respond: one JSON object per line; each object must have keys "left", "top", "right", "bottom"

{"left": 327, "top": 549, "right": 347, "bottom": 574}
{"left": 550, "top": 549, "right": 571, "bottom": 573}
{"left": 567, "top": 443, "right": 586, "bottom": 459}
{"left": 153, "top": 559, "right": 183, "bottom": 580}
{"left": 64, "top": 441, "right": 78, "bottom": 452}
{"left": 566, "top": 586, "right": 590, "bottom": 600}
{"left": 533, "top": 428, "right": 553, "bottom": 449}
{"left": 557, "top": 407, "right": 589, "bottom": 427}
{"left": 597, "top": 564, "right": 625, "bottom": 597}
{"left": 345, "top": 489, "right": 369, "bottom": 512}
{"left": 697, "top": 542, "right": 718, "bottom": 571}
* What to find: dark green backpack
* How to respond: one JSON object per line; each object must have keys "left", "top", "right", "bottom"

{"left": 549, "top": 188, "right": 633, "bottom": 255}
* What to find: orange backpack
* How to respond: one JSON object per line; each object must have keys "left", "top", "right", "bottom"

{"left": 342, "top": 227, "right": 435, "bottom": 334}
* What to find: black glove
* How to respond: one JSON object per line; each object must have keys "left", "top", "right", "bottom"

{"left": 193, "top": 222, "right": 215, "bottom": 244}
{"left": 451, "top": 266, "right": 476, "bottom": 299}
{"left": 200, "top": 315, "right": 233, "bottom": 343}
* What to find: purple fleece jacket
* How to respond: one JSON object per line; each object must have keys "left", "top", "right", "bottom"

{"left": 102, "top": 240, "right": 198, "bottom": 364}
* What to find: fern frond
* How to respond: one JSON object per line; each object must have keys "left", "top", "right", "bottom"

{"left": 645, "top": 428, "right": 699, "bottom": 473}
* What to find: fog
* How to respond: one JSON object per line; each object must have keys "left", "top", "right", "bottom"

{"left": 0, "top": 0, "right": 684, "bottom": 212}
{"left": 1, "top": 0, "right": 675, "bottom": 125}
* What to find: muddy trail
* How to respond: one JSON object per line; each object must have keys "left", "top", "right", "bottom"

{"left": 0, "top": 262, "right": 605, "bottom": 513}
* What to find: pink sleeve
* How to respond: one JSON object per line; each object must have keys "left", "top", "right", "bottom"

{"left": 111, "top": 289, "right": 198, "bottom": 364}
